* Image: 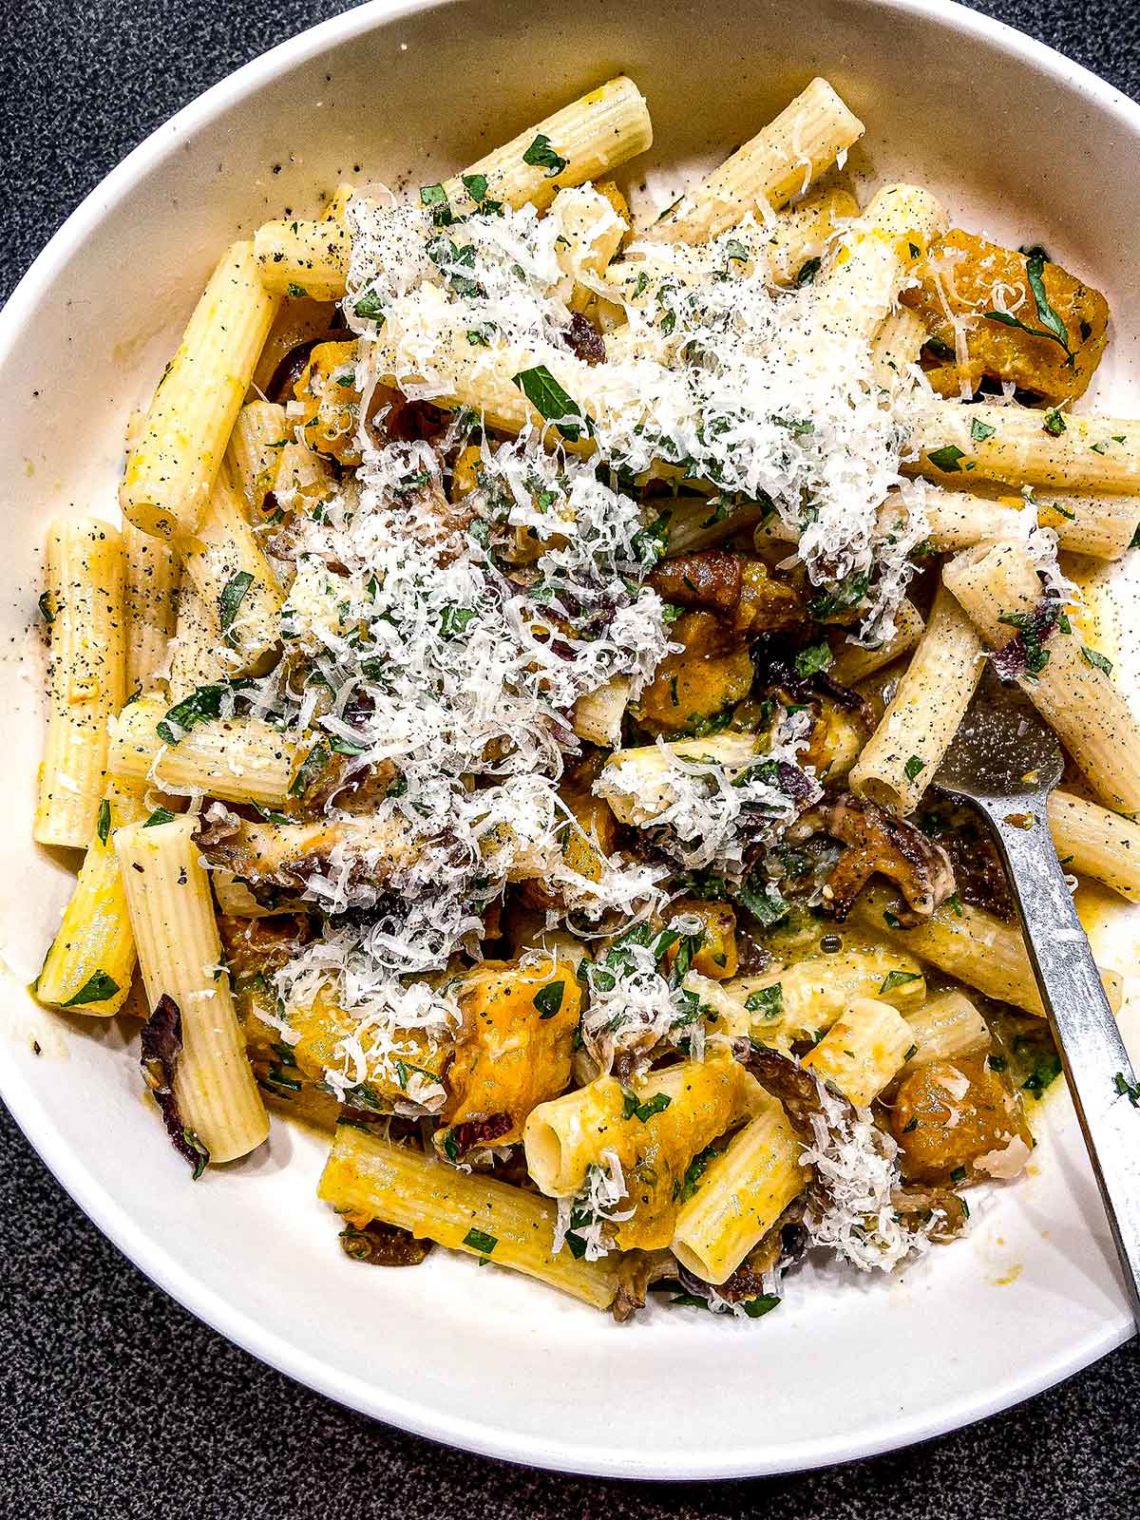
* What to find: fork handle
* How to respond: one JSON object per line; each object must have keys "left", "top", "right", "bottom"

{"left": 978, "top": 791, "right": 1140, "bottom": 1320}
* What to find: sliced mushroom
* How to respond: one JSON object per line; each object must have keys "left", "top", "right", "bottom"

{"left": 648, "top": 551, "right": 804, "bottom": 634}
{"left": 791, "top": 793, "right": 956, "bottom": 921}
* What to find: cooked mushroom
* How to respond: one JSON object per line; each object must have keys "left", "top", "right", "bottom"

{"left": 648, "top": 550, "right": 804, "bottom": 634}
{"left": 791, "top": 793, "right": 955, "bottom": 921}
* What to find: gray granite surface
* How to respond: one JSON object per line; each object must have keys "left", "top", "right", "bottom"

{"left": 2, "top": 0, "right": 1139, "bottom": 1513}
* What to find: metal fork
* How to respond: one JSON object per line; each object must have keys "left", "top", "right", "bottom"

{"left": 934, "top": 675, "right": 1140, "bottom": 1320}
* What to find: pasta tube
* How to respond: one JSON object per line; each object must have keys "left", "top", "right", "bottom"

{"left": 441, "top": 77, "right": 652, "bottom": 216}
{"left": 36, "top": 779, "right": 150, "bottom": 1016}
{"left": 829, "top": 601, "right": 924, "bottom": 686}
{"left": 524, "top": 1059, "right": 754, "bottom": 1252}
{"left": 212, "top": 814, "right": 420, "bottom": 888}
{"left": 253, "top": 218, "right": 351, "bottom": 301}
{"left": 647, "top": 78, "right": 864, "bottom": 244}
{"left": 225, "top": 400, "right": 290, "bottom": 518}
{"left": 116, "top": 816, "right": 268, "bottom": 1162}
{"left": 167, "top": 580, "right": 231, "bottom": 699}
{"left": 594, "top": 733, "right": 759, "bottom": 826}
{"left": 903, "top": 990, "right": 990, "bottom": 1069}
{"left": 177, "top": 472, "right": 283, "bottom": 673}
{"left": 319, "top": 1125, "right": 626, "bottom": 1311}
{"left": 700, "top": 941, "right": 927, "bottom": 1051}
{"left": 917, "top": 490, "right": 1027, "bottom": 552}
{"left": 1033, "top": 491, "right": 1140, "bottom": 560}
{"left": 671, "top": 1093, "right": 806, "bottom": 1285}
{"left": 814, "top": 183, "right": 947, "bottom": 344}
{"left": 942, "top": 538, "right": 1140, "bottom": 813}
{"left": 109, "top": 695, "right": 295, "bottom": 806}
{"left": 849, "top": 882, "right": 1123, "bottom": 1017}
{"left": 1048, "top": 789, "right": 1140, "bottom": 901}
{"left": 572, "top": 676, "right": 630, "bottom": 748}
{"left": 871, "top": 307, "right": 927, "bottom": 391}
{"left": 915, "top": 488, "right": 1140, "bottom": 561}
{"left": 801, "top": 996, "right": 915, "bottom": 1106}
{"left": 848, "top": 584, "right": 985, "bottom": 815}
{"left": 120, "top": 241, "right": 280, "bottom": 539}
{"left": 35, "top": 519, "right": 126, "bottom": 849}
{"left": 122, "top": 523, "right": 178, "bottom": 698}
{"left": 912, "top": 401, "right": 1140, "bottom": 494}
{"left": 662, "top": 496, "right": 766, "bottom": 557}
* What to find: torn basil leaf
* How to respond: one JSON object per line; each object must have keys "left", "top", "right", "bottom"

{"left": 512, "top": 365, "right": 592, "bottom": 443}
{"left": 62, "top": 969, "right": 120, "bottom": 1007}
{"left": 219, "top": 570, "right": 254, "bottom": 647}
{"left": 521, "top": 133, "right": 568, "bottom": 177}
{"left": 156, "top": 684, "right": 226, "bottom": 744}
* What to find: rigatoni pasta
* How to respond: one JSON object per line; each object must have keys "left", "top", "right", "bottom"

{"left": 120, "top": 241, "right": 279, "bottom": 539}
{"left": 942, "top": 538, "right": 1140, "bottom": 813}
{"left": 116, "top": 815, "right": 268, "bottom": 1163}
{"left": 646, "top": 77, "right": 863, "bottom": 243}
{"left": 35, "top": 519, "right": 126, "bottom": 849}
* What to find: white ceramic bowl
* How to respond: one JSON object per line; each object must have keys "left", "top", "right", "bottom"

{"left": 3, "top": 0, "right": 1139, "bottom": 1479}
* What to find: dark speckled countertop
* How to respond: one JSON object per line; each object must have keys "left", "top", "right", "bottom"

{"left": 2, "top": 1, "right": 1139, "bottom": 1514}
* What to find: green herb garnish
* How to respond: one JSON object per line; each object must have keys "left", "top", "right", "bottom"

{"left": 928, "top": 444, "right": 967, "bottom": 472}
{"left": 621, "top": 1091, "right": 672, "bottom": 1123}
{"left": 219, "top": 571, "right": 254, "bottom": 648}
{"left": 1081, "top": 646, "right": 1113, "bottom": 676}
{"left": 512, "top": 365, "right": 592, "bottom": 443}
{"left": 533, "top": 981, "right": 565, "bottom": 1020}
{"left": 462, "top": 1227, "right": 498, "bottom": 1255}
{"left": 522, "top": 134, "right": 568, "bottom": 176}
{"left": 880, "top": 969, "right": 922, "bottom": 995}
{"left": 62, "top": 970, "right": 120, "bottom": 1007}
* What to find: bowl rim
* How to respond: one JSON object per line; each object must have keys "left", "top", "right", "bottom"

{"left": 3, "top": 0, "right": 1139, "bottom": 1480}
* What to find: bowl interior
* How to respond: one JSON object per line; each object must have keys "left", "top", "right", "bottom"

{"left": 2, "top": 0, "right": 1138, "bottom": 1478}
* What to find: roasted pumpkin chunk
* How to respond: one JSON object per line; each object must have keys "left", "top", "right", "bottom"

{"left": 441, "top": 953, "right": 582, "bottom": 1147}
{"left": 635, "top": 609, "right": 754, "bottom": 735}
{"left": 661, "top": 896, "right": 739, "bottom": 980}
{"left": 902, "top": 229, "right": 1108, "bottom": 404}
{"left": 293, "top": 339, "right": 362, "bottom": 465}
{"left": 889, "top": 1054, "right": 1033, "bottom": 1184}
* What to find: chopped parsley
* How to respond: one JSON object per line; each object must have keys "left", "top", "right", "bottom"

{"left": 1043, "top": 409, "right": 1067, "bottom": 437}
{"left": 793, "top": 640, "right": 833, "bottom": 679}
{"left": 533, "top": 980, "right": 565, "bottom": 1020}
{"left": 1081, "top": 646, "right": 1113, "bottom": 676}
{"left": 218, "top": 571, "right": 254, "bottom": 648}
{"left": 621, "top": 1090, "right": 672, "bottom": 1123}
{"left": 61, "top": 970, "right": 120, "bottom": 1007}
{"left": 880, "top": 969, "right": 922, "bottom": 995}
{"left": 462, "top": 1227, "right": 498, "bottom": 1255}
{"left": 522, "top": 133, "right": 568, "bottom": 177}
{"left": 513, "top": 365, "right": 592, "bottom": 442}
{"left": 353, "top": 291, "right": 386, "bottom": 324}
{"left": 143, "top": 807, "right": 176, "bottom": 828}
{"left": 96, "top": 798, "right": 111, "bottom": 846}
{"left": 290, "top": 741, "right": 330, "bottom": 797}
{"left": 904, "top": 755, "right": 925, "bottom": 782}
{"left": 744, "top": 983, "right": 784, "bottom": 1017}
{"left": 927, "top": 444, "right": 967, "bottom": 473}
{"left": 156, "top": 684, "right": 227, "bottom": 744}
